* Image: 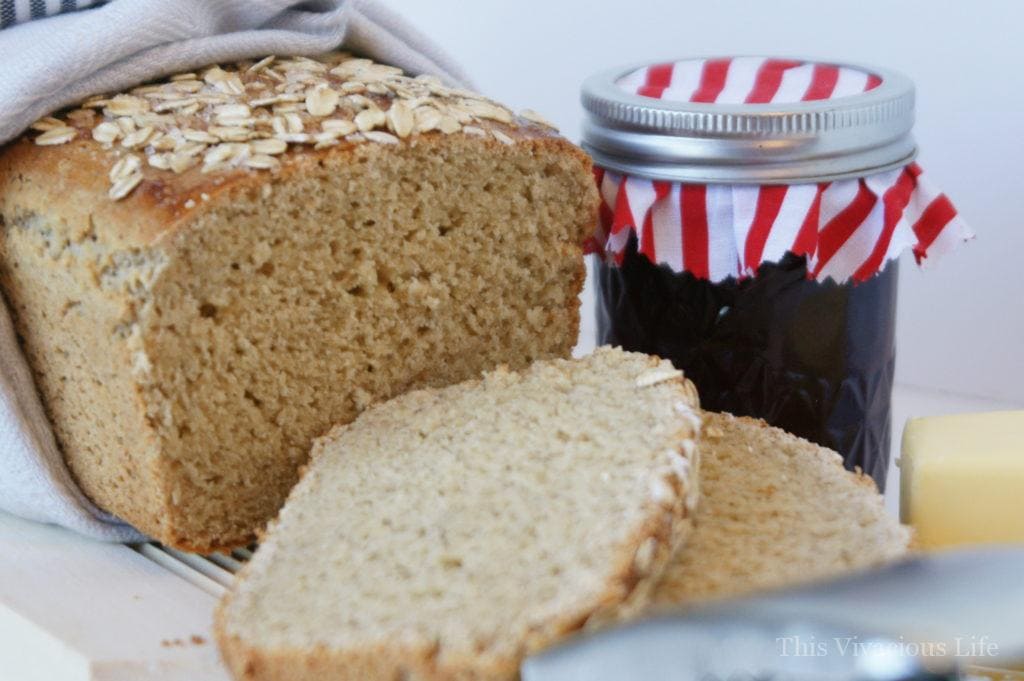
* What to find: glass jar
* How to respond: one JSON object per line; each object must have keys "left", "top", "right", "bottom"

{"left": 581, "top": 57, "right": 971, "bottom": 490}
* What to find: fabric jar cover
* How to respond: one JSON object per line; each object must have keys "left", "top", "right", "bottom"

{"left": 582, "top": 57, "right": 974, "bottom": 283}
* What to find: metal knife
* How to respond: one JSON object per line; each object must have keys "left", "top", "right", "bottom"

{"left": 522, "top": 547, "right": 1024, "bottom": 681}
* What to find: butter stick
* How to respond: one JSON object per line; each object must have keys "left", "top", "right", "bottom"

{"left": 900, "top": 411, "right": 1024, "bottom": 549}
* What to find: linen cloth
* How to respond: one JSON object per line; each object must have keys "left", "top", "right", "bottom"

{"left": 0, "top": 0, "right": 469, "bottom": 541}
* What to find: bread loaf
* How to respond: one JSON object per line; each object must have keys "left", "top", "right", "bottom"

{"left": 216, "top": 348, "right": 701, "bottom": 681}
{"left": 0, "top": 53, "right": 597, "bottom": 550}
{"left": 652, "top": 411, "right": 911, "bottom": 606}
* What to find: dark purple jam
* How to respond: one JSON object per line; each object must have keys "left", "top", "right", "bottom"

{"left": 596, "top": 236, "right": 897, "bottom": 489}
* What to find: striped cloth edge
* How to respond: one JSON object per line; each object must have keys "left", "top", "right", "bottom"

{"left": 0, "top": 0, "right": 105, "bottom": 29}
{"left": 587, "top": 164, "right": 974, "bottom": 284}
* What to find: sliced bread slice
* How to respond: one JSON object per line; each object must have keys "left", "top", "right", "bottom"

{"left": 216, "top": 347, "right": 701, "bottom": 681}
{"left": 652, "top": 411, "right": 911, "bottom": 607}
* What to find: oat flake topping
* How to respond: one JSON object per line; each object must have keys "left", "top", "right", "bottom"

{"left": 28, "top": 52, "right": 557, "bottom": 202}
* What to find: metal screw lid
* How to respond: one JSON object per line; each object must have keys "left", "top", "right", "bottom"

{"left": 580, "top": 57, "right": 917, "bottom": 184}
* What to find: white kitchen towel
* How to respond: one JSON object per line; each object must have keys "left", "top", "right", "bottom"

{"left": 0, "top": 0, "right": 470, "bottom": 542}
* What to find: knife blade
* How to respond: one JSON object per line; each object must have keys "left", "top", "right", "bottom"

{"left": 522, "top": 547, "right": 1024, "bottom": 681}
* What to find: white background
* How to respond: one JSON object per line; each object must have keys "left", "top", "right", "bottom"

{"left": 389, "top": 0, "right": 1023, "bottom": 404}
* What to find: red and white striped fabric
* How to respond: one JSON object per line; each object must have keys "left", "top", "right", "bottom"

{"left": 588, "top": 164, "right": 974, "bottom": 283}
{"left": 617, "top": 57, "right": 882, "bottom": 104}
{"left": 592, "top": 57, "right": 973, "bottom": 282}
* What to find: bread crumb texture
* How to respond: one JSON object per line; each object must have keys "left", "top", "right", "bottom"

{"left": 652, "top": 412, "right": 911, "bottom": 607}
{"left": 0, "top": 55, "right": 597, "bottom": 551}
{"left": 216, "top": 348, "right": 700, "bottom": 681}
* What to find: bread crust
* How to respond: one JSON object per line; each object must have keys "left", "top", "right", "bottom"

{"left": 0, "top": 119, "right": 577, "bottom": 250}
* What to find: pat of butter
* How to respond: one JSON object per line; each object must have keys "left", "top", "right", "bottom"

{"left": 901, "top": 411, "right": 1024, "bottom": 549}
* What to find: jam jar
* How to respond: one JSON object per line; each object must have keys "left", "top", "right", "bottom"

{"left": 581, "top": 57, "right": 971, "bottom": 490}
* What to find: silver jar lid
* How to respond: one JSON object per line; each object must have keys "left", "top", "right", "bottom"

{"left": 580, "top": 57, "right": 916, "bottom": 184}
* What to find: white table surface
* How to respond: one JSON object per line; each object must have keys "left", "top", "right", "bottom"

{"left": 0, "top": 510, "right": 228, "bottom": 681}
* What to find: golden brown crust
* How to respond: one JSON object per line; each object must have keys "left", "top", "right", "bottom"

{"left": 0, "top": 121, "right": 570, "bottom": 251}
{"left": 1, "top": 52, "right": 572, "bottom": 250}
